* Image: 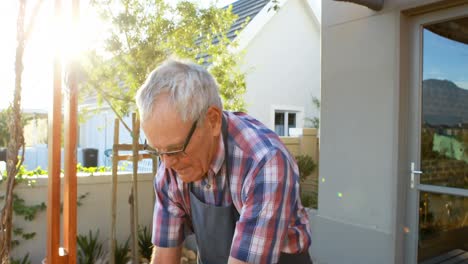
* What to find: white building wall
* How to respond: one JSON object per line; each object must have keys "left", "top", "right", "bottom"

{"left": 242, "top": 0, "right": 321, "bottom": 130}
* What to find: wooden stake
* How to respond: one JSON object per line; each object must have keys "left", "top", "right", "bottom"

{"left": 129, "top": 189, "right": 136, "bottom": 262}
{"left": 131, "top": 113, "right": 140, "bottom": 264}
{"left": 63, "top": 0, "right": 79, "bottom": 262}
{"left": 110, "top": 118, "right": 119, "bottom": 264}
{"left": 47, "top": 1, "right": 62, "bottom": 262}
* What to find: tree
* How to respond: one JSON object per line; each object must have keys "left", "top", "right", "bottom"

{"left": 0, "top": 0, "right": 44, "bottom": 262}
{"left": 81, "top": 0, "right": 247, "bottom": 133}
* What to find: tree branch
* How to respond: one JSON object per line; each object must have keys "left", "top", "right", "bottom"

{"left": 101, "top": 95, "right": 132, "bottom": 136}
{"left": 93, "top": 84, "right": 129, "bottom": 102}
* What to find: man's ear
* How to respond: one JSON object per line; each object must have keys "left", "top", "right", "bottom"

{"left": 205, "top": 106, "right": 222, "bottom": 137}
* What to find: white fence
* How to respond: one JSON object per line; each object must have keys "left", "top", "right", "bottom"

{"left": 20, "top": 145, "right": 155, "bottom": 173}
{"left": 20, "top": 144, "right": 86, "bottom": 170}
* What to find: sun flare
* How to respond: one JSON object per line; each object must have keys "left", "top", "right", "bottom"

{"left": 1, "top": 1, "right": 108, "bottom": 110}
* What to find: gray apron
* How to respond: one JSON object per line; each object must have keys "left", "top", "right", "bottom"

{"left": 189, "top": 116, "right": 312, "bottom": 264}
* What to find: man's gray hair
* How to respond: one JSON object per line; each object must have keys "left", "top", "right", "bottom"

{"left": 136, "top": 59, "right": 223, "bottom": 123}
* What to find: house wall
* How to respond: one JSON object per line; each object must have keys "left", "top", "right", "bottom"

{"left": 11, "top": 172, "right": 154, "bottom": 263}
{"left": 242, "top": 0, "right": 321, "bottom": 130}
{"left": 79, "top": 109, "right": 135, "bottom": 167}
{"left": 317, "top": 0, "right": 443, "bottom": 263}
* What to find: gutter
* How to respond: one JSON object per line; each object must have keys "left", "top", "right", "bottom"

{"left": 333, "top": 0, "right": 384, "bottom": 11}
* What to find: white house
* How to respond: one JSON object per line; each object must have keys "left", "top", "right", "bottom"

{"left": 232, "top": 0, "right": 321, "bottom": 136}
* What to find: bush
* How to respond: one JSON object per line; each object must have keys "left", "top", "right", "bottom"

{"left": 138, "top": 226, "right": 153, "bottom": 261}
{"left": 77, "top": 230, "right": 104, "bottom": 264}
{"left": 10, "top": 253, "right": 30, "bottom": 264}
{"left": 115, "top": 238, "right": 131, "bottom": 264}
{"left": 296, "top": 155, "right": 318, "bottom": 209}
{"left": 295, "top": 155, "right": 316, "bottom": 182}
{"left": 301, "top": 194, "right": 318, "bottom": 209}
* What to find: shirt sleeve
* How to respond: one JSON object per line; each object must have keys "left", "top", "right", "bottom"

{"left": 151, "top": 168, "right": 187, "bottom": 247}
{"left": 230, "top": 149, "right": 298, "bottom": 264}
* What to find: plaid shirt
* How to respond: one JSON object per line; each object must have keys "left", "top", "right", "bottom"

{"left": 152, "top": 111, "right": 311, "bottom": 264}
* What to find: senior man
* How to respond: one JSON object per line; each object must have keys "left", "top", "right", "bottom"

{"left": 136, "top": 59, "right": 312, "bottom": 264}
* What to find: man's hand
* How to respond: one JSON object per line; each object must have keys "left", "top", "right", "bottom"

{"left": 150, "top": 246, "right": 182, "bottom": 264}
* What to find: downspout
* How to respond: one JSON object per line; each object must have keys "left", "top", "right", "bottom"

{"left": 333, "top": 0, "right": 384, "bottom": 11}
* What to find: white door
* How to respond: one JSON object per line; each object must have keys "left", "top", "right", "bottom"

{"left": 407, "top": 5, "right": 468, "bottom": 264}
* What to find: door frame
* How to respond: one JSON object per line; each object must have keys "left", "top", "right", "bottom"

{"left": 405, "top": 5, "right": 468, "bottom": 264}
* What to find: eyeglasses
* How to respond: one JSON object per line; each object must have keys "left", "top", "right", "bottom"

{"left": 144, "top": 119, "right": 198, "bottom": 157}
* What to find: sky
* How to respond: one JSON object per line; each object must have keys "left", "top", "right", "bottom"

{"left": 0, "top": 0, "right": 236, "bottom": 111}
{"left": 423, "top": 29, "right": 468, "bottom": 90}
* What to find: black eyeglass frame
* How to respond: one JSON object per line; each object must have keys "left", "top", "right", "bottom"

{"left": 144, "top": 119, "right": 199, "bottom": 157}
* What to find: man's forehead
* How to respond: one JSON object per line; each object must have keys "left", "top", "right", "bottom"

{"left": 145, "top": 131, "right": 186, "bottom": 150}
{"left": 143, "top": 94, "right": 194, "bottom": 147}
{"left": 151, "top": 96, "right": 179, "bottom": 121}
{"left": 142, "top": 115, "right": 190, "bottom": 149}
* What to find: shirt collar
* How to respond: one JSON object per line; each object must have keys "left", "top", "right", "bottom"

{"left": 209, "top": 135, "right": 225, "bottom": 176}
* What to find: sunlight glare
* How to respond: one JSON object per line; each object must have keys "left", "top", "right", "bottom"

{"left": 0, "top": 1, "right": 108, "bottom": 110}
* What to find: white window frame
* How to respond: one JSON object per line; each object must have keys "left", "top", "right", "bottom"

{"left": 270, "top": 105, "right": 304, "bottom": 136}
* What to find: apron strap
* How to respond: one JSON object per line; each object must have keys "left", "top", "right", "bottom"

{"left": 222, "top": 114, "right": 230, "bottom": 188}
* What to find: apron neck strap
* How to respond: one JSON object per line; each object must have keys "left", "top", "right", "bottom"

{"left": 221, "top": 114, "right": 231, "bottom": 187}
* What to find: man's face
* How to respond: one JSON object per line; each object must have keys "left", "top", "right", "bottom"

{"left": 142, "top": 94, "right": 222, "bottom": 183}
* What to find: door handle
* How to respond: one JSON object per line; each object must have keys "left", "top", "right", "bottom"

{"left": 410, "top": 162, "right": 423, "bottom": 189}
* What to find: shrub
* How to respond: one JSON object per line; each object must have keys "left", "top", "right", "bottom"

{"left": 301, "top": 194, "right": 318, "bottom": 209}
{"left": 295, "top": 155, "right": 316, "bottom": 182}
{"left": 138, "top": 226, "right": 153, "bottom": 261}
{"left": 77, "top": 230, "right": 104, "bottom": 264}
{"left": 10, "top": 253, "right": 30, "bottom": 264}
{"left": 115, "top": 238, "right": 131, "bottom": 264}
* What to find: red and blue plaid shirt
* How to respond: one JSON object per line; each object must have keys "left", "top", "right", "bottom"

{"left": 152, "top": 111, "right": 311, "bottom": 263}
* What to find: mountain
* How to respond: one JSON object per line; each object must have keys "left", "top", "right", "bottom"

{"left": 422, "top": 79, "right": 468, "bottom": 126}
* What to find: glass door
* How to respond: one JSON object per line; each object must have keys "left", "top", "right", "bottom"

{"left": 408, "top": 8, "right": 468, "bottom": 264}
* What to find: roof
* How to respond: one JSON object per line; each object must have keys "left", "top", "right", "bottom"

{"left": 225, "top": 0, "right": 270, "bottom": 41}
{"left": 201, "top": 0, "right": 319, "bottom": 61}
{"left": 197, "top": 0, "right": 269, "bottom": 63}
{"left": 232, "top": 0, "right": 320, "bottom": 51}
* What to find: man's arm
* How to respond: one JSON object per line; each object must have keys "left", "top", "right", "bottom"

{"left": 150, "top": 246, "right": 182, "bottom": 264}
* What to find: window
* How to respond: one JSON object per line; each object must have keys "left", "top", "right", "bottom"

{"left": 274, "top": 111, "right": 297, "bottom": 136}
